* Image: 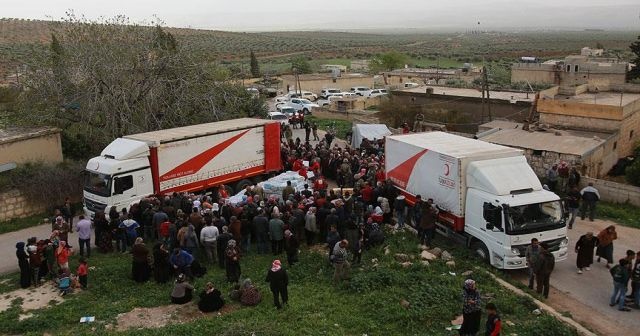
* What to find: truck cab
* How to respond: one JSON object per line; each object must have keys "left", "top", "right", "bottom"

{"left": 458, "top": 156, "right": 569, "bottom": 269}
{"left": 83, "top": 138, "right": 153, "bottom": 218}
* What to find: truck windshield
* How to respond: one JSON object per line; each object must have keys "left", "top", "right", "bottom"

{"left": 84, "top": 171, "right": 112, "bottom": 197}
{"left": 504, "top": 201, "right": 564, "bottom": 235}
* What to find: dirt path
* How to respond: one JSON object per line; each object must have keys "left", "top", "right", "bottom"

{"left": 511, "top": 217, "right": 640, "bottom": 336}
{"left": 115, "top": 303, "right": 237, "bottom": 331}
{"left": 0, "top": 281, "right": 64, "bottom": 317}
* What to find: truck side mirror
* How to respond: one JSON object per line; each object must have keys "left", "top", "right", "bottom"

{"left": 485, "top": 222, "right": 495, "bottom": 230}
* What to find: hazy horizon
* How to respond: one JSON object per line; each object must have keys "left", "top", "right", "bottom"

{"left": 2, "top": 0, "right": 639, "bottom": 32}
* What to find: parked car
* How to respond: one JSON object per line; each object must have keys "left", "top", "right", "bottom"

{"left": 277, "top": 105, "right": 297, "bottom": 117}
{"left": 403, "top": 82, "right": 420, "bottom": 89}
{"left": 320, "top": 88, "right": 342, "bottom": 99}
{"left": 288, "top": 90, "right": 318, "bottom": 101}
{"left": 365, "top": 89, "right": 388, "bottom": 97}
{"left": 340, "top": 92, "right": 358, "bottom": 98}
{"left": 275, "top": 96, "right": 289, "bottom": 104}
{"left": 267, "top": 111, "right": 289, "bottom": 121}
{"left": 350, "top": 86, "right": 370, "bottom": 96}
{"left": 246, "top": 87, "right": 260, "bottom": 97}
{"left": 288, "top": 98, "right": 319, "bottom": 114}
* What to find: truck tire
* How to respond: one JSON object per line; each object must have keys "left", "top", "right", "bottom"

{"left": 234, "top": 179, "right": 254, "bottom": 194}
{"left": 471, "top": 241, "right": 490, "bottom": 264}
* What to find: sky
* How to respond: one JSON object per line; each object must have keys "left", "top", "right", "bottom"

{"left": 3, "top": 0, "right": 640, "bottom": 31}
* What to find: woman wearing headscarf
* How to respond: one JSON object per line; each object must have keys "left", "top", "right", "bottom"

{"left": 304, "top": 207, "right": 317, "bottom": 246}
{"left": 596, "top": 225, "right": 617, "bottom": 268}
{"left": 575, "top": 232, "right": 598, "bottom": 274}
{"left": 131, "top": 237, "right": 151, "bottom": 283}
{"left": 239, "top": 278, "right": 262, "bottom": 306}
{"left": 170, "top": 273, "right": 194, "bottom": 304}
{"left": 225, "top": 239, "right": 241, "bottom": 283}
{"left": 181, "top": 224, "right": 199, "bottom": 255}
{"left": 459, "top": 279, "right": 482, "bottom": 336}
{"left": 16, "top": 242, "right": 31, "bottom": 288}
{"left": 265, "top": 259, "right": 289, "bottom": 309}
{"left": 284, "top": 230, "right": 299, "bottom": 266}
{"left": 198, "top": 282, "right": 225, "bottom": 312}
{"left": 153, "top": 242, "right": 171, "bottom": 284}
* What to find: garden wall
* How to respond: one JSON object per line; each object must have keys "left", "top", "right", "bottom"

{"left": 0, "top": 189, "right": 46, "bottom": 222}
{"left": 580, "top": 177, "right": 640, "bottom": 207}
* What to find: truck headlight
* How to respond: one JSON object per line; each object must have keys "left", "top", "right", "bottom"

{"left": 511, "top": 248, "right": 520, "bottom": 256}
{"left": 560, "top": 238, "right": 569, "bottom": 248}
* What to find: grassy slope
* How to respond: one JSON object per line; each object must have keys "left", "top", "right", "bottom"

{"left": 598, "top": 201, "right": 640, "bottom": 229}
{"left": 0, "top": 231, "right": 577, "bottom": 336}
{"left": 0, "top": 213, "right": 47, "bottom": 234}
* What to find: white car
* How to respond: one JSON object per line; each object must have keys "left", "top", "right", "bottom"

{"left": 365, "top": 89, "right": 388, "bottom": 98}
{"left": 267, "top": 112, "right": 289, "bottom": 122}
{"left": 288, "top": 91, "right": 318, "bottom": 101}
{"left": 288, "top": 98, "right": 319, "bottom": 114}
{"left": 274, "top": 96, "right": 289, "bottom": 104}
{"left": 403, "top": 82, "right": 420, "bottom": 89}
{"left": 246, "top": 87, "right": 260, "bottom": 97}
{"left": 350, "top": 86, "right": 371, "bottom": 96}
{"left": 320, "top": 88, "right": 341, "bottom": 99}
{"left": 277, "top": 105, "right": 297, "bottom": 117}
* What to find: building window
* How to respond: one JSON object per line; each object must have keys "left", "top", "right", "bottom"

{"left": 574, "top": 65, "right": 579, "bottom": 72}
{"left": 613, "top": 141, "right": 617, "bottom": 150}
{"left": 631, "top": 130, "right": 635, "bottom": 139}
{"left": 532, "top": 150, "right": 543, "bottom": 156}
{"left": 566, "top": 64, "right": 571, "bottom": 72}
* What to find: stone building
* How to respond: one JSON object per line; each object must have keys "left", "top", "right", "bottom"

{"left": 280, "top": 73, "right": 375, "bottom": 94}
{"left": 511, "top": 52, "right": 629, "bottom": 86}
{"left": 537, "top": 83, "right": 640, "bottom": 159}
{"left": 383, "top": 67, "right": 482, "bottom": 86}
{"left": 477, "top": 121, "right": 616, "bottom": 178}
{"left": 0, "top": 127, "right": 63, "bottom": 166}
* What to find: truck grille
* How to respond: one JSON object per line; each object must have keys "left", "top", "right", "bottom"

{"left": 513, "top": 237, "right": 564, "bottom": 257}
{"left": 85, "top": 198, "right": 107, "bottom": 214}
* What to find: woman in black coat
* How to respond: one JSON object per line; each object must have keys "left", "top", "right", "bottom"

{"left": 16, "top": 242, "right": 31, "bottom": 288}
{"left": 198, "top": 282, "right": 225, "bottom": 312}
{"left": 153, "top": 242, "right": 171, "bottom": 283}
{"left": 575, "top": 232, "right": 598, "bottom": 273}
{"left": 265, "top": 259, "right": 289, "bottom": 309}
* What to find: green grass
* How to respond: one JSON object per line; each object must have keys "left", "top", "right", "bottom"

{"left": 598, "top": 202, "right": 640, "bottom": 229}
{"left": 0, "top": 213, "right": 47, "bottom": 234}
{"left": 0, "top": 231, "right": 578, "bottom": 336}
{"left": 306, "top": 116, "right": 352, "bottom": 140}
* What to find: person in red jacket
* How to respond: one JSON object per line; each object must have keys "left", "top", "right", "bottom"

{"left": 361, "top": 182, "right": 373, "bottom": 205}
{"left": 485, "top": 303, "right": 501, "bottom": 336}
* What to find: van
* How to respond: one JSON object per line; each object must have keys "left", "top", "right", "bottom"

{"left": 320, "top": 88, "right": 341, "bottom": 99}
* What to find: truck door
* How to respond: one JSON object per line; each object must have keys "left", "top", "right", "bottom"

{"left": 112, "top": 175, "right": 135, "bottom": 210}
{"left": 480, "top": 202, "right": 508, "bottom": 267}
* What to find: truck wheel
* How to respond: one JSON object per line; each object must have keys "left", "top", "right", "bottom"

{"left": 234, "top": 179, "right": 254, "bottom": 194}
{"left": 471, "top": 242, "right": 490, "bottom": 264}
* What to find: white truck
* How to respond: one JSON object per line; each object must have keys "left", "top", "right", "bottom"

{"left": 385, "top": 132, "right": 568, "bottom": 269}
{"left": 83, "top": 118, "right": 282, "bottom": 218}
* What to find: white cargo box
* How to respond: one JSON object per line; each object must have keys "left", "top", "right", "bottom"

{"left": 385, "top": 132, "right": 533, "bottom": 216}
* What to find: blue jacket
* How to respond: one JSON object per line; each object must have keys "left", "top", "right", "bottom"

{"left": 170, "top": 249, "right": 194, "bottom": 268}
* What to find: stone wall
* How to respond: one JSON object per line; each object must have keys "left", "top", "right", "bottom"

{"left": 0, "top": 189, "right": 46, "bottom": 222}
{"left": 580, "top": 177, "right": 640, "bottom": 207}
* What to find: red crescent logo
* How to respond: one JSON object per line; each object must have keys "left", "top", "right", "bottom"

{"left": 444, "top": 163, "right": 450, "bottom": 176}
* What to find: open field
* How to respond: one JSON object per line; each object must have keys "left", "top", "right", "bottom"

{"left": 0, "top": 18, "right": 636, "bottom": 79}
{"left": 0, "top": 229, "right": 578, "bottom": 335}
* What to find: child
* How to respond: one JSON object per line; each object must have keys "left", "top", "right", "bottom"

{"left": 57, "top": 269, "right": 71, "bottom": 296}
{"left": 77, "top": 258, "right": 88, "bottom": 289}
{"left": 485, "top": 302, "right": 502, "bottom": 336}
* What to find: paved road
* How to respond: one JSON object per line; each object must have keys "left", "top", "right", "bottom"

{"left": 510, "top": 217, "right": 640, "bottom": 335}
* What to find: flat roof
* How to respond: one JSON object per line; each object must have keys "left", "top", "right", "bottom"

{"left": 398, "top": 86, "right": 535, "bottom": 103}
{"left": 553, "top": 92, "right": 640, "bottom": 107}
{"left": 280, "top": 73, "right": 372, "bottom": 81}
{"left": 388, "top": 131, "right": 520, "bottom": 159}
{"left": 478, "top": 123, "right": 611, "bottom": 156}
{"left": 125, "top": 118, "right": 274, "bottom": 145}
{"left": 0, "top": 127, "right": 61, "bottom": 145}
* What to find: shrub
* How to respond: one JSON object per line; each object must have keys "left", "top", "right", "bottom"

{"left": 0, "top": 161, "right": 85, "bottom": 209}
{"left": 626, "top": 160, "right": 640, "bottom": 186}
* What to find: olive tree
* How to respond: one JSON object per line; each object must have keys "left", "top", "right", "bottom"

{"left": 15, "top": 14, "right": 266, "bottom": 158}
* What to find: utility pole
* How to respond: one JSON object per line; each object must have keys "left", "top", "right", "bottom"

{"left": 482, "top": 65, "right": 492, "bottom": 122}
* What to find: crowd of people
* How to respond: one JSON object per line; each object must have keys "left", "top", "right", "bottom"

{"left": 12, "top": 127, "right": 639, "bottom": 332}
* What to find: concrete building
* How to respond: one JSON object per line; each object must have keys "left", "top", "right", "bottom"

{"left": 280, "top": 73, "right": 375, "bottom": 94}
{"left": 391, "top": 86, "right": 534, "bottom": 133}
{"left": 384, "top": 67, "right": 482, "bottom": 86}
{"left": 478, "top": 120, "right": 616, "bottom": 178}
{"left": 581, "top": 47, "right": 604, "bottom": 57}
{"left": 350, "top": 60, "right": 370, "bottom": 72}
{"left": 320, "top": 64, "right": 347, "bottom": 72}
{"left": 536, "top": 84, "right": 640, "bottom": 162}
{"left": 511, "top": 52, "right": 628, "bottom": 86}
{"left": 0, "top": 127, "right": 63, "bottom": 166}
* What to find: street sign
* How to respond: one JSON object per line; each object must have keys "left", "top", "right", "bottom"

{"left": 0, "top": 162, "right": 17, "bottom": 173}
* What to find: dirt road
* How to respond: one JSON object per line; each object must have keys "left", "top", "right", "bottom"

{"left": 511, "top": 218, "right": 640, "bottom": 336}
